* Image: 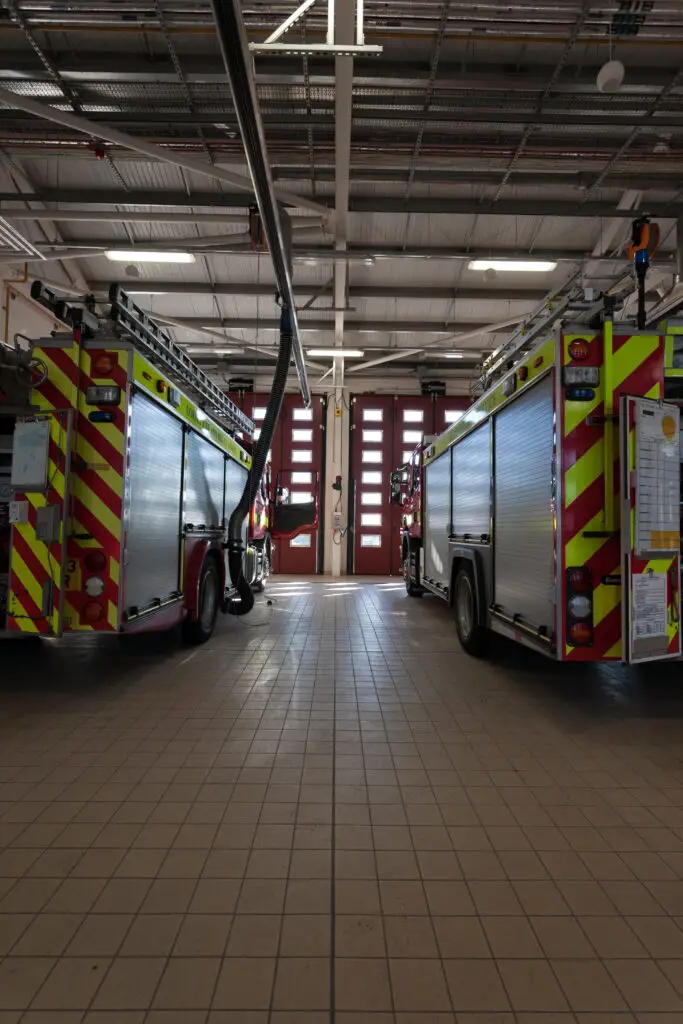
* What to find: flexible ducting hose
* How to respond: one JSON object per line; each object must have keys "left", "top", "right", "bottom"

{"left": 224, "top": 307, "right": 293, "bottom": 616}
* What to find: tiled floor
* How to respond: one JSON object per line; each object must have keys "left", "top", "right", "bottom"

{"left": 2, "top": 576, "right": 683, "bottom": 1022}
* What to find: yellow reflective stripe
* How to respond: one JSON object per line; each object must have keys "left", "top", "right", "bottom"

{"left": 564, "top": 511, "right": 609, "bottom": 565}
{"left": 564, "top": 438, "right": 603, "bottom": 507}
{"left": 9, "top": 546, "right": 45, "bottom": 619}
{"left": 8, "top": 593, "right": 40, "bottom": 633}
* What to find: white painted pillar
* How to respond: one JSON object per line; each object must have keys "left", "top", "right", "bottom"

{"left": 323, "top": 389, "right": 350, "bottom": 576}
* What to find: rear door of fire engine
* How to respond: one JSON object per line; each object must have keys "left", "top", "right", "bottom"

{"left": 620, "top": 395, "right": 681, "bottom": 662}
{"left": 7, "top": 410, "right": 72, "bottom": 636}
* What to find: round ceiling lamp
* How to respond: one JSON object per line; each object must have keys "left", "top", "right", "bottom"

{"left": 597, "top": 59, "right": 625, "bottom": 94}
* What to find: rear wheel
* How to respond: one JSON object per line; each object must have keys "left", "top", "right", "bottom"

{"left": 403, "top": 546, "right": 422, "bottom": 597}
{"left": 182, "top": 556, "right": 220, "bottom": 645}
{"left": 453, "top": 565, "right": 487, "bottom": 656}
{"left": 252, "top": 540, "right": 270, "bottom": 593}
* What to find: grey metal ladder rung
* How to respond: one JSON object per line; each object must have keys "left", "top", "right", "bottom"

{"left": 108, "top": 285, "right": 254, "bottom": 436}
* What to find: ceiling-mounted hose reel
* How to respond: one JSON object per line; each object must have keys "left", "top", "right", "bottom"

{"left": 628, "top": 216, "right": 661, "bottom": 329}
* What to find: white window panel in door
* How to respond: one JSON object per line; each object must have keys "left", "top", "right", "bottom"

{"left": 254, "top": 427, "right": 261, "bottom": 439}
{"left": 403, "top": 409, "right": 424, "bottom": 423}
{"left": 293, "top": 408, "right": 313, "bottom": 421}
{"left": 361, "top": 512, "right": 382, "bottom": 526}
{"left": 362, "top": 471, "right": 382, "bottom": 484}
{"left": 362, "top": 408, "right": 383, "bottom": 422}
{"left": 361, "top": 450, "right": 382, "bottom": 464}
{"left": 253, "top": 406, "right": 267, "bottom": 420}
{"left": 291, "top": 450, "right": 312, "bottom": 463}
{"left": 402, "top": 450, "right": 414, "bottom": 464}
{"left": 361, "top": 492, "right": 382, "bottom": 505}
{"left": 360, "top": 534, "right": 382, "bottom": 547}
{"left": 290, "top": 491, "right": 313, "bottom": 504}
{"left": 291, "top": 471, "right": 312, "bottom": 484}
{"left": 362, "top": 429, "right": 383, "bottom": 443}
{"left": 292, "top": 429, "right": 313, "bottom": 442}
{"left": 444, "top": 410, "right": 463, "bottom": 424}
{"left": 403, "top": 430, "right": 423, "bottom": 444}
{"left": 290, "top": 533, "right": 312, "bottom": 547}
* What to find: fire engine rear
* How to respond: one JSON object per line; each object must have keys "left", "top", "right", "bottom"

{"left": 392, "top": 294, "right": 681, "bottom": 664}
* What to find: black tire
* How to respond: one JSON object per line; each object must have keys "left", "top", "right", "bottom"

{"left": 252, "top": 540, "right": 270, "bottom": 594}
{"left": 182, "top": 556, "right": 220, "bottom": 645}
{"left": 403, "top": 546, "right": 422, "bottom": 597}
{"left": 453, "top": 565, "right": 487, "bottom": 656}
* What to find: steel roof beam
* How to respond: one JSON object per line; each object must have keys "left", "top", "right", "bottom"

{"left": 85, "top": 280, "right": 547, "bottom": 301}
{"left": 2, "top": 188, "right": 680, "bottom": 218}
{"left": 169, "top": 317, "right": 508, "bottom": 334}
{"left": 0, "top": 86, "right": 327, "bottom": 215}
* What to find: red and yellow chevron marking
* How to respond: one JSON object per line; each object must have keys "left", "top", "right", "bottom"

{"left": 8, "top": 409, "right": 71, "bottom": 635}
{"left": 7, "top": 341, "right": 127, "bottom": 634}
{"left": 560, "top": 327, "right": 665, "bottom": 661}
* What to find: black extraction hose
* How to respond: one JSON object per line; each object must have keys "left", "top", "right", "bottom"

{"left": 224, "top": 308, "right": 293, "bottom": 615}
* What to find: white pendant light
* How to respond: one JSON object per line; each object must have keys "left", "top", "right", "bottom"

{"left": 597, "top": 59, "right": 625, "bottom": 94}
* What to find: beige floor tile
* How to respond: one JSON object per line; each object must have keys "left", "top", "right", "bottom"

{"left": 172, "top": 913, "right": 231, "bottom": 956}
{"left": 442, "top": 959, "right": 510, "bottom": 1012}
{"left": 119, "top": 914, "right": 181, "bottom": 956}
{"left": 31, "top": 956, "right": 110, "bottom": 1010}
{"left": 279, "top": 914, "right": 330, "bottom": 957}
{"left": 607, "top": 959, "right": 683, "bottom": 1012}
{"left": 497, "top": 958, "right": 568, "bottom": 1011}
{"left": 91, "top": 958, "right": 166, "bottom": 1010}
{"left": 272, "top": 957, "right": 330, "bottom": 1010}
{"left": 384, "top": 914, "right": 438, "bottom": 957}
{"left": 152, "top": 957, "right": 221, "bottom": 1010}
{"left": 0, "top": 959, "right": 56, "bottom": 1011}
{"left": 482, "top": 915, "right": 543, "bottom": 958}
{"left": 226, "top": 914, "right": 281, "bottom": 956}
{"left": 335, "top": 914, "right": 386, "bottom": 957}
{"left": 389, "top": 957, "right": 452, "bottom": 1011}
{"left": 11, "top": 913, "right": 83, "bottom": 956}
{"left": 530, "top": 915, "right": 595, "bottom": 958}
{"left": 334, "top": 958, "right": 392, "bottom": 1011}
{"left": 212, "top": 957, "right": 276, "bottom": 1009}
{"left": 552, "top": 959, "right": 629, "bottom": 1011}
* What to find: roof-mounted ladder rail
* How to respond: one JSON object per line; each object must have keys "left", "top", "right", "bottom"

{"left": 108, "top": 286, "right": 254, "bottom": 436}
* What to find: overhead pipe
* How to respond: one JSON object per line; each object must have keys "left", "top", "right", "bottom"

{"left": 2, "top": 210, "right": 325, "bottom": 227}
{"left": 0, "top": 86, "right": 328, "bottom": 217}
{"left": 209, "top": 0, "right": 310, "bottom": 407}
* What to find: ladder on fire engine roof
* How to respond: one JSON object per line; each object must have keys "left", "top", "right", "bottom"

{"left": 31, "top": 280, "right": 255, "bottom": 438}
{"left": 471, "top": 273, "right": 622, "bottom": 397}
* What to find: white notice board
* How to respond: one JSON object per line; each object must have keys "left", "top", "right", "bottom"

{"left": 635, "top": 401, "right": 680, "bottom": 555}
{"left": 632, "top": 571, "right": 668, "bottom": 639}
{"left": 10, "top": 418, "right": 50, "bottom": 492}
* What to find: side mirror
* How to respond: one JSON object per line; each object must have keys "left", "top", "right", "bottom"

{"left": 389, "top": 470, "right": 403, "bottom": 505}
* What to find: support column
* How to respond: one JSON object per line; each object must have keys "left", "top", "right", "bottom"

{"left": 323, "top": 392, "right": 350, "bottom": 576}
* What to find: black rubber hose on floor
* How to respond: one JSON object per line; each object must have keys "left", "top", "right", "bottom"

{"left": 223, "top": 308, "right": 293, "bottom": 616}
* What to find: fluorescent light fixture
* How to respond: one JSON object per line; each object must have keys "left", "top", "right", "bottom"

{"left": 307, "top": 348, "right": 364, "bottom": 358}
{"left": 440, "top": 352, "right": 464, "bottom": 359}
{"left": 125, "top": 290, "right": 168, "bottom": 296}
{"left": 185, "top": 347, "right": 241, "bottom": 356}
{"left": 468, "top": 259, "right": 557, "bottom": 272}
{"left": 105, "top": 250, "right": 196, "bottom": 264}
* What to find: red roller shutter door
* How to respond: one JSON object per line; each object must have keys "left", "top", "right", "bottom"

{"left": 351, "top": 394, "right": 471, "bottom": 575}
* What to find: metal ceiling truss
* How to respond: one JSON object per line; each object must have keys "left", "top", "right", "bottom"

{"left": 248, "top": 0, "right": 382, "bottom": 57}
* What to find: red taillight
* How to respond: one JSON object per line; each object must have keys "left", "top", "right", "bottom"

{"left": 92, "top": 354, "right": 115, "bottom": 377}
{"left": 568, "top": 621, "right": 593, "bottom": 646}
{"left": 84, "top": 551, "right": 107, "bottom": 574}
{"left": 82, "top": 601, "right": 104, "bottom": 623}
{"left": 566, "top": 565, "right": 594, "bottom": 648}
{"left": 568, "top": 568, "right": 591, "bottom": 593}
{"left": 568, "top": 339, "right": 590, "bottom": 361}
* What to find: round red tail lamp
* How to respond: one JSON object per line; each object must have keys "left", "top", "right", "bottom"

{"left": 568, "top": 568, "right": 591, "bottom": 593}
{"left": 82, "top": 601, "right": 104, "bottom": 623}
{"left": 84, "top": 551, "right": 107, "bottom": 574}
{"left": 92, "top": 354, "right": 115, "bottom": 377}
{"left": 568, "top": 339, "right": 590, "bottom": 361}
{"left": 568, "top": 621, "right": 592, "bottom": 646}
